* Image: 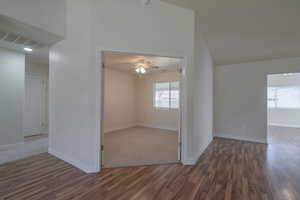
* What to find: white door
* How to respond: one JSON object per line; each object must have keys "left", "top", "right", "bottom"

{"left": 24, "top": 74, "right": 43, "bottom": 137}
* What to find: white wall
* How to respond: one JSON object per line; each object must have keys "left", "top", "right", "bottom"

{"left": 49, "top": 0, "right": 95, "bottom": 172}
{"left": 0, "top": 48, "right": 25, "bottom": 146}
{"left": 214, "top": 57, "right": 300, "bottom": 144}
{"left": 268, "top": 73, "right": 300, "bottom": 128}
{"left": 192, "top": 13, "right": 214, "bottom": 160}
{"left": 25, "top": 56, "right": 49, "bottom": 133}
{"left": 104, "top": 68, "right": 137, "bottom": 133}
{"left": 50, "top": 0, "right": 195, "bottom": 172}
{"left": 104, "top": 69, "right": 180, "bottom": 133}
{"left": 137, "top": 71, "right": 180, "bottom": 131}
{"left": 0, "top": 0, "right": 66, "bottom": 37}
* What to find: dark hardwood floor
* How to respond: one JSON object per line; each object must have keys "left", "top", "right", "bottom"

{"left": 1, "top": 130, "right": 300, "bottom": 200}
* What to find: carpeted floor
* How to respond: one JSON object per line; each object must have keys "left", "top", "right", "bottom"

{"left": 103, "top": 126, "right": 179, "bottom": 168}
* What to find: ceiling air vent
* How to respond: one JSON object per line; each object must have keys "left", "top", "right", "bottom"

{"left": 0, "top": 31, "right": 45, "bottom": 48}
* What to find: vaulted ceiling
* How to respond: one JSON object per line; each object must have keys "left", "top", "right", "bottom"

{"left": 163, "top": 0, "right": 300, "bottom": 65}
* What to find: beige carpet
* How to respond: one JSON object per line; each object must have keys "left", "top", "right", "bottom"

{"left": 103, "top": 126, "right": 179, "bottom": 168}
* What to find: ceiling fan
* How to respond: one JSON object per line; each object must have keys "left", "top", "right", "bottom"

{"left": 134, "top": 59, "right": 159, "bottom": 74}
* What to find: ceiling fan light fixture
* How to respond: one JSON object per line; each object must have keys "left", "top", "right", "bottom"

{"left": 140, "top": 67, "right": 146, "bottom": 74}
{"left": 135, "top": 66, "right": 146, "bottom": 74}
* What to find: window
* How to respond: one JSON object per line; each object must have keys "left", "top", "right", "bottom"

{"left": 268, "top": 87, "right": 300, "bottom": 108}
{"left": 154, "top": 81, "right": 179, "bottom": 109}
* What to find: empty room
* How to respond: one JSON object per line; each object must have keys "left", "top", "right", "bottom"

{"left": 102, "top": 52, "right": 181, "bottom": 167}
{"left": 1, "top": 0, "right": 300, "bottom": 199}
{"left": 268, "top": 73, "right": 300, "bottom": 145}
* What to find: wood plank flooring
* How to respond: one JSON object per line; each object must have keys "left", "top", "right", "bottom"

{"left": 0, "top": 136, "right": 299, "bottom": 200}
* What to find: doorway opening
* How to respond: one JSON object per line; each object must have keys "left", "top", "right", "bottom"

{"left": 0, "top": 14, "right": 62, "bottom": 165}
{"left": 267, "top": 73, "right": 300, "bottom": 146}
{"left": 0, "top": 44, "right": 50, "bottom": 164}
{"left": 100, "top": 51, "right": 183, "bottom": 168}
{"left": 23, "top": 53, "right": 49, "bottom": 153}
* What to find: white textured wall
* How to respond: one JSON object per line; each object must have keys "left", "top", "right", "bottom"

{"left": 0, "top": 0, "right": 66, "bottom": 37}
{"left": 137, "top": 71, "right": 180, "bottom": 131}
{"left": 49, "top": 0, "right": 94, "bottom": 172}
{"left": 50, "top": 0, "right": 194, "bottom": 172}
{"left": 0, "top": 48, "right": 25, "bottom": 146}
{"left": 214, "top": 57, "right": 300, "bottom": 144}
{"left": 104, "top": 68, "right": 137, "bottom": 133}
{"left": 192, "top": 13, "right": 214, "bottom": 160}
{"left": 104, "top": 69, "right": 180, "bottom": 133}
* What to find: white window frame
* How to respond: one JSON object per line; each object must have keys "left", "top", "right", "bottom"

{"left": 153, "top": 81, "right": 179, "bottom": 110}
{"left": 268, "top": 87, "right": 278, "bottom": 108}
{"left": 268, "top": 86, "right": 300, "bottom": 109}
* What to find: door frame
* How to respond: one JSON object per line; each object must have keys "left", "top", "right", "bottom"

{"left": 266, "top": 72, "right": 300, "bottom": 144}
{"left": 94, "top": 47, "right": 189, "bottom": 172}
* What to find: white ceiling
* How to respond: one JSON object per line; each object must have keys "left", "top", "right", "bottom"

{"left": 3, "top": 1, "right": 299, "bottom": 66}
{"left": 163, "top": 0, "right": 300, "bottom": 65}
{"left": 0, "top": 14, "right": 62, "bottom": 47}
{"left": 103, "top": 52, "right": 182, "bottom": 74}
{"left": 0, "top": 14, "right": 63, "bottom": 65}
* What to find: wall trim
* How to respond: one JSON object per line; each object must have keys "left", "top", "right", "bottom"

{"left": 104, "top": 124, "right": 179, "bottom": 134}
{"left": 182, "top": 151, "right": 207, "bottom": 166}
{"left": 0, "top": 142, "right": 24, "bottom": 165}
{"left": 48, "top": 148, "right": 98, "bottom": 173}
{"left": 213, "top": 134, "right": 267, "bottom": 144}
{"left": 136, "top": 123, "right": 178, "bottom": 132}
{"left": 182, "top": 156, "right": 197, "bottom": 165}
{"left": 0, "top": 138, "right": 48, "bottom": 165}
{"left": 0, "top": 142, "right": 23, "bottom": 151}
{"left": 104, "top": 124, "right": 138, "bottom": 134}
{"left": 183, "top": 137, "right": 213, "bottom": 165}
{"left": 268, "top": 123, "right": 300, "bottom": 129}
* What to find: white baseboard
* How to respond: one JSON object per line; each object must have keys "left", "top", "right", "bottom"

{"left": 0, "top": 142, "right": 23, "bottom": 151}
{"left": 104, "top": 160, "right": 179, "bottom": 168}
{"left": 268, "top": 123, "right": 300, "bottom": 128}
{"left": 104, "top": 124, "right": 138, "bottom": 134}
{"left": 0, "top": 138, "right": 48, "bottom": 165}
{"left": 182, "top": 157, "right": 197, "bottom": 165}
{"left": 182, "top": 137, "right": 213, "bottom": 165}
{"left": 182, "top": 153, "right": 205, "bottom": 165}
{"left": 104, "top": 124, "right": 178, "bottom": 133}
{"left": 137, "top": 123, "right": 178, "bottom": 132}
{"left": 213, "top": 133, "right": 267, "bottom": 144}
{"left": 48, "top": 148, "right": 99, "bottom": 173}
{"left": 0, "top": 142, "right": 24, "bottom": 165}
